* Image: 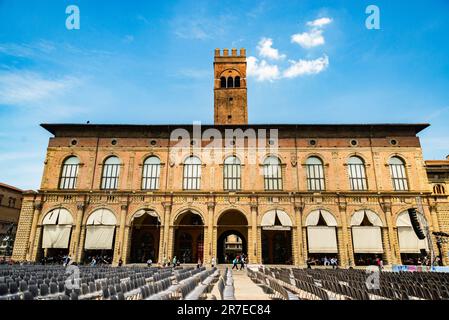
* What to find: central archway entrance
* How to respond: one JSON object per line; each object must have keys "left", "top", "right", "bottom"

{"left": 174, "top": 211, "right": 204, "bottom": 264}
{"left": 130, "top": 210, "right": 161, "bottom": 263}
{"left": 217, "top": 210, "right": 248, "bottom": 264}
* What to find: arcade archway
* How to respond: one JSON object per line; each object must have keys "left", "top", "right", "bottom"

{"left": 217, "top": 210, "right": 248, "bottom": 264}
{"left": 174, "top": 211, "right": 204, "bottom": 263}
{"left": 130, "top": 210, "right": 161, "bottom": 263}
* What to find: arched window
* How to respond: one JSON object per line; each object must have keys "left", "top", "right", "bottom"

{"left": 59, "top": 156, "right": 80, "bottom": 190}
{"left": 223, "top": 156, "right": 241, "bottom": 191}
{"left": 389, "top": 157, "right": 408, "bottom": 191}
{"left": 235, "top": 76, "right": 241, "bottom": 88}
{"left": 434, "top": 184, "right": 445, "bottom": 195}
{"left": 263, "top": 156, "right": 283, "bottom": 190}
{"left": 306, "top": 157, "right": 325, "bottom": 191}
{"left": 183, "top": 156, "right": 201, "bottom": 190}
{"left": 101, "top": 156, "right": 120, "bottom": 190}
{"left": 227, "top": 77, "right": 234, "bottom": 88}
{"left": 348, "top": 156, "right": 368, "bottom": 191}
{"left": 142, "top": 156, "right": 161, "bottom": 190}
{"left": 220, "top": 77, "right": 226, "bottom": 88}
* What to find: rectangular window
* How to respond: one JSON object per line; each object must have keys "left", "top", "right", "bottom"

{"left": 142, "top": 163, "right": 161, "bottom": 190}
{"left": 183, "top": 164, "right": 201, "bottom": 190}
{"left": 59, "top": 164, "right": 79, "bottom": 189}
{"left": 224, "top": 164, "right": 241, "bottom": 191}
{"left": 264, "top": 164, "right": 283, "bottom": 191}
{"left": 101, "top": 164, "right": 120, "bottom": 190}
{"left": 390, "top": 164, "right": 409, "bottom": 191}
{"left": 307, "top": 164, "right": 325, "bottom": 191}
{"left": 349, "top": 164, "right": 368, "bottom": 191}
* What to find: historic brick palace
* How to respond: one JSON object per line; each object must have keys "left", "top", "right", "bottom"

{"left": 12, "top": 48, "right": 449, "bottom": 267}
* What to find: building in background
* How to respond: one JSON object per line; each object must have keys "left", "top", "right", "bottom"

{"left": 0, "top": 183, "right": 23, "bottom": 258}
{"left": 426, "top": 157, "right": 449, "bottom": 264}
{"left": 11, "top": 48, "right": 449, "bottom": 266}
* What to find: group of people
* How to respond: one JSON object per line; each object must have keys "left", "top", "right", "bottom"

{"left": 307, "top": 256, "right": 339, "bottom": 269}
{"left": 231, "top": 254, "right": 247, "bottom": 270}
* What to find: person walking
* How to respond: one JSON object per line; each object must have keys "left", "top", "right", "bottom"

{"left": 232, "top": 257, "right": 239, "bottom": 270}
{"left": 240, "top": 255, "right": 245, "bottom": 270}
{"left": 172, "top": 256, "right": 177, "bottom": 267}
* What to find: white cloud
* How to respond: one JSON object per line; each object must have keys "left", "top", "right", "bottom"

{"left": 0, "top": 71, "right": 80, "bottom": 106}
{"left": 291, "top": 29, "right": 325, "bottom": 49}
{"left": 257, "top": 38, "right": 286, "bottom": 60}
{"left": 307, "top": 17, "right": 333, "bottom": 28}
{"left": 247, "top": 56, "right": 280, "bottom": 82}
{"left": 283, "top": 55, "right": 329, "bottom": 78}
{"left": 291, "top": 16, "right": 332, "bottom": 49}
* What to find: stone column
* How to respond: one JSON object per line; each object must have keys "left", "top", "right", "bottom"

{"left": 249, "top": 202, "right": 259, "bottom": 264}
{"left": 161, "top": 202, "right": 172, "bottom": 262}
{"left": 294, "top": 201, "right": 305, "bottom": 266}
{"left": 206, "top": 201, "right": 215, "bottom": 265}
{"left": 337, "top": 198, "right": 350, "bottom": 267}
{"left": 113, "top": 203, "right": 128, "bottom": 265}
{"left": 70, "top": 203, "right": 85, "bottom": 262}
{"left": 381, "top": 199, "right": 400, "bottom": 265}
{"left": 27, "top": 202, "right": 43, "bottom": 261}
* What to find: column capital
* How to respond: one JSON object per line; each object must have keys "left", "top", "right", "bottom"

{"left": 76, "top": 203, "right": 85, "bottom": 211}
{"left": 120, "top": 203, "right": 129, "bottom": 211}
{"left": 294, "top": 202, "right": 305, "bottom": 213}
{"left": 207, "top": 202, "right": 216, "bottom": 210}
{"left": 337, "top": 198, "right": 347, "bottom": 211}
{"left": 162, "top": 202, "right": 172, "bottom": 210}
{"left": 33, "top": 202, "right": 43, "bottom": 211}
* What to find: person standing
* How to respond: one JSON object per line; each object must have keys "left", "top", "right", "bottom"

{"left": 211, "top": 256, "right": 216, "bottom": 268}
{"left": 172, "top": 256, "right": 177, "bottom": 267}
{"left": 118, "top": 258, "right": 123, "bottom": 267}
{"left": 147, "top": 258, "right": 152, "bottom": 267}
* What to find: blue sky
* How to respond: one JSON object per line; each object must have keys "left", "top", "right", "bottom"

{"left": 1, "top": 0, "right": 449, "bottom": 190}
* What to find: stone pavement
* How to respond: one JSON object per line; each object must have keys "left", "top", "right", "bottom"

{"left": 232, "top": 267, "right": 271, "bottom": 300}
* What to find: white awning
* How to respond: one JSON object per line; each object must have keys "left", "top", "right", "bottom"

{"left": 261, "top": 210, "right": 292, "bottom": 229}
{"left": 351, "top": 210, "right": 383, "bottom": 227}
{"left": 85, "top": 209, "right": 117, "bottom": 250}
{"left": 42, "top": 225, "right": 72, "bottom": 249}
{"left": 307, "top": 226, "right": 338, "bottom": 253}
{"left": 133, "top": 209, "right": 161, "bottom": 222}
{"left": 352, "top": 226, "right": 384, "bottom": 253}
{"left": 42, "top": 209, "right": 73, "bottom": 249}
{"left": 85, "top": 226, "right": 115, "bottom": 250}
{"left": 87, "top": 209, "right": 117, "bottom": 226}
{"left": 43, "top": 208, "right": 73, "bottom": 225}
{"left": 305, "top": 210, "right": 337, "bottom": 227}
{"left": 396, "top": 210, "right": 428, "bottom": 228}
{"left": 398, "top": 227, "right": 429, "bottom": 253}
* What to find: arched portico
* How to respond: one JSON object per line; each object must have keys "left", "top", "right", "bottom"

{"left": 129, "top": 209, "right": 161, "bottom": 263}
{"left": 216, "top": 210, "right": 248, "bottom": 264}
{"left": 173, "top": 210, "right": 205, "bottom": 264}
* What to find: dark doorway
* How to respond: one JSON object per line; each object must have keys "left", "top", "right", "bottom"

{"left": 130, "top": 214, "right": 161, "bottom": 263}
{"left": 174, "top": 211, "right": 204, "bottom": 263}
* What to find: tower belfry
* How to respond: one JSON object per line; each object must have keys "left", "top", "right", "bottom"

{"left": 213, "top": 48, "right": 248, "bottom": 125}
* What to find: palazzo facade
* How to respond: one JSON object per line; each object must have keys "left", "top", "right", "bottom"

{"left": 11, "top": 48, "right": 449, "bottom": 266}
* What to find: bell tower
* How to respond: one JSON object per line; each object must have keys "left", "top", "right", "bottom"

{"left": 214, "top": 48, "right": 248, "bottom": 125}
